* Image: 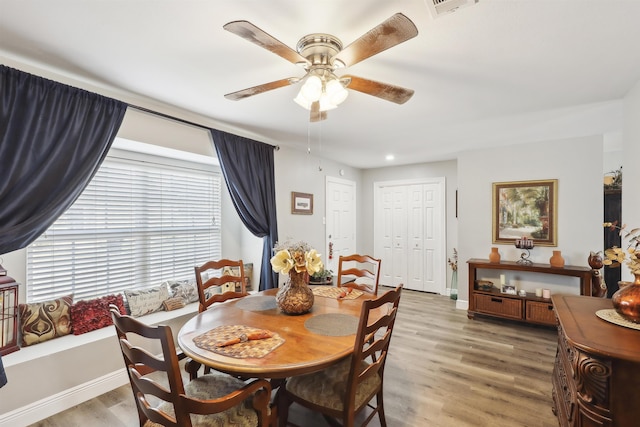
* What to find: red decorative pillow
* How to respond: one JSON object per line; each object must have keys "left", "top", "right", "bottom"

{"left": 71, "top": 294, "right": 126, "bottom": 335}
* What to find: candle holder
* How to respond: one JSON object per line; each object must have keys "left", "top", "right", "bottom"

{"left": 515, "top": 238, "right": 534, "bottom": 265}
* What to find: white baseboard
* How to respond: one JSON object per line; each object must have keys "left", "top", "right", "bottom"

{"left": 456, "top": 299, "right": 469, "bottom": 310}
{"left": 0, "top": 369, "right": 128, "bottom": 427}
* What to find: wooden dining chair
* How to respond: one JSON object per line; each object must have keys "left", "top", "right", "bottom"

{"left": 109, "top": 305, "right": 272, "bottom": 427}
{"left": 278, "top": 285, "right": 403, "bottom": 427}
{"left": 190, "top": 259, "right": 251, "bottom": 379}
{"left": 337, "top": 254, "right": 382, "bottom": 295}
{"left": 194, "top": 259, "right": 249, "bottom": 313}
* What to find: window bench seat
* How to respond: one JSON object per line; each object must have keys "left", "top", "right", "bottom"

{"left": 0, "top": 302, "right": 200, "bottom": 427}
{"left": 4, "top": 302, "right": 199, "bottom": 368}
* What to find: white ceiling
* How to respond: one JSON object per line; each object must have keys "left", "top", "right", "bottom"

{"left": 1, "top": 0, "right": 639, "bottom": 168}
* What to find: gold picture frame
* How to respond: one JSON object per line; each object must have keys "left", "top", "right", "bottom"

{"left": 291, "top": 191, "right": 313, "bottom": 215}
{"left": 492, "top": 179, "right": 558, "bottom": 246}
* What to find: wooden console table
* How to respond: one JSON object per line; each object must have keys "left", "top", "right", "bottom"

{"left": 467, "top": 259, "right": 592, "bottom": 326}
{"left": 552, "top": 295, "right": 640, "bottom": 426}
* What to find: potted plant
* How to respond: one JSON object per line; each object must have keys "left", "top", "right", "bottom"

{"left": 309, "top": 268, "right": 334, "bottom": 286}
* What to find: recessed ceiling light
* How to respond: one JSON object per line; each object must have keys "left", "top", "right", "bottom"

{"left": 385, "top": 154, "right": 395, "bottom": 161}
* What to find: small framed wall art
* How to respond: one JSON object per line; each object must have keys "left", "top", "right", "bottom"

{"left": 291, "top": 191, "right": 313, "bottom": 215}
{"left": 492, "top": 179, "right": 557, "bottom": 246}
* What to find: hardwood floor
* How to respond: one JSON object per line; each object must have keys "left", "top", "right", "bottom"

{"left": 28, "top": 287, "right": 560, "bottom": 427}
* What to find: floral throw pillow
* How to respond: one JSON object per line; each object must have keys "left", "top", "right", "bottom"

{"left": 19, "top": 294, "right": 73, "bottom": 346}
{"left": 124, "top": 285, "right": 170, "bottom": 317}
{"left": 71, "top": 294, "right": 126, "bottom": 335}
{"left": 167, "top": 280, "right": 199, "bottom": 304}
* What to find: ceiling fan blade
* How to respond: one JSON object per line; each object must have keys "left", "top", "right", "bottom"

{"left": 224, "top": 20, "right": 310, "bottom": 66}
{"left": 343, "top": 75, "right": 414, "bottom": 104}
{"left": 310, "top": 101, "right": 327, "bottom": 122}
{"left": 333, "top": 13, "right": 418, "bottom": 68}
{"left": 224, "top": 77, "right": 299, "bottom": 101}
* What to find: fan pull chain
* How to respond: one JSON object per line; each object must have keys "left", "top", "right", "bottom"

{"left": 317, "top": 121, "right": 323, "bottom": 171}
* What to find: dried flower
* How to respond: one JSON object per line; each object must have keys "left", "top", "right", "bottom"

{"left": 448, "top": 248, "right": 458, "bottom": 272}
{"left": 270, "top": 239, "right": 323, "bottom": 275}
{"left": 602, "top": 221, "right": 640, "bottom": 274}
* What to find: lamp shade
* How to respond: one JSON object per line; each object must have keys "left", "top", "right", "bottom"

{"left": 294, "top": 73, "right": 350, "bottom": 111}
{"left": 318, "top": 93, "right": 338, "bottom": 111}
{"left": 325, "top": 79, "right": 349, "bottom": 105}
{"left": 294, "top": 93, "right": 312, "bottom": 110}
{"left": 299, "top": 75, "right": 322, "bottom": 102}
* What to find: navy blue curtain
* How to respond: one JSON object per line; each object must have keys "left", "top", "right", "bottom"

{"left": 0, "top": 66, "right": 125, "bottom": 386}
{"left": 0, "top": 65, "right": 126, "bottom": 254}
{"left": 210, "top": 129, "right": 278, "bottom": 290}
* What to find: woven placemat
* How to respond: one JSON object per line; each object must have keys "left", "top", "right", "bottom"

{"left": 596, "top": 309, "right": 640, "bottom": 331}
{"left": 305, "top": 313, "right": 359, "bottom": 336}
{"left": 193, "top": 325, "right": 284, "bottom": 358}
{"left": 312, "top": 286, "right": 363, "bottom": 300}
{"left": 235, "top": 295, "right": 277, "bottom": 311}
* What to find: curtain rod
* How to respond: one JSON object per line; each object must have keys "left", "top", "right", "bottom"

{"left": 129, "top": 104, "right": 210, "bottom": 131}
{"left": 127, "top": 104, "right": 280, "bottom": 150}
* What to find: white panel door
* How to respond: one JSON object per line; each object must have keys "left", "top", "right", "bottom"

{"left": 325, "top": 177, "right": 356, "bottom": 274}
{"left": 374, "top": 178, "right": 446, "bottom": 295}
{"left": 422, "top": 183, "right": 443, "bottom": 293}
{"left": 392, "top": 186, "right": 407, "bottom": 287}
{"left": 407, "top": 184, "right": 424, "bottom": 290}
{"left": 379, "top": 186, "right": 394, "bottom": 285}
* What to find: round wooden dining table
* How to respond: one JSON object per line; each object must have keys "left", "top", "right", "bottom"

{"left": 177, "top": 287, "right": 375, "bottom": 379}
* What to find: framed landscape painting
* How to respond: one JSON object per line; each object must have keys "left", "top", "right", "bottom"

{"left": 492, "top": 179, "right": 557, "bottom": 246}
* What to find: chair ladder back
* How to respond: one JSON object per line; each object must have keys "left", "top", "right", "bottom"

{"left": 110, "top": 306, "right": 272, "bottom": 427}
{"left": 337, "top": 254, "right": 382, "bottom": 295}
{"left": 194, "top": 259, "right": 248, "bottom": 312}
{"left": 110, "top": 306, "right": 192, "bottom": 427}
{"left": 346, "top": 285, "right": 402, "bottom": 418}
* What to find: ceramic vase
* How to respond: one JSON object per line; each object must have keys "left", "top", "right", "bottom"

{"left": 612, "top": 273, "right": 640, "bottom": 323}
{"left": 550, "top": 250, "right": 565, "bottom": 268}
{"left": 276, "top": 270, "right": 314, "bottom": 315}
{"left": 489, "top": 247, "right": 501, "bottom": 263}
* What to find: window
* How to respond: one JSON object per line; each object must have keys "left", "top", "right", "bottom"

{"left": 27, "top": 153, "right": 221, "bottom": 302}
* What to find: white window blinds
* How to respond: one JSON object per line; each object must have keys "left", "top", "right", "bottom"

{"left": 27, "top": 156, "right": 221, "bottom": 302}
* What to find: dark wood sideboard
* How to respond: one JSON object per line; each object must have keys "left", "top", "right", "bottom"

{"left": 552, "top": 295, "right": 640, "bottom": 427}
{"left": 467, "top": 259, "right": 592, "bottom": 326}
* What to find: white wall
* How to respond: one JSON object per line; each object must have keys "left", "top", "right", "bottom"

{"left": 272, "top": 146, "right": 363, "bottom": 285}
{"left": 622, "top": 79, "right": 640, "bottom": 282}
{"left": 457, "top": 135, "right": 603, "bottom": 304}
{"left": 118, "top": 108, "right": 216, "bottom": 158}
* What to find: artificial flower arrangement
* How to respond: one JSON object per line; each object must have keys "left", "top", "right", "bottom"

{"left": 448, "top": 248, "right": 458, "bottom": 300}
{"left": 447, "top": 248, "right": 458, "bottom": 272}
{"left": 602, "top": 221, "right": 640, "bottom": 274}
{"left": 270, "top": 239, "right": 324, "bottom": 276}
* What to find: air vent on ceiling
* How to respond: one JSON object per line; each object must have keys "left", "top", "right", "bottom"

{"left": 425, "top": 0, "right": 478, "bottom": 17}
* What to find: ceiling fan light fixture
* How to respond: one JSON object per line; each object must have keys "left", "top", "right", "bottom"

{"left": 332, "top": 58, "right": 346, "bottom": 69}
{"left": 318, "top": 92, "right": 338, "bottom": 112}
{"left": 300, "top": 75, "right": 322, "bottom": 102}
{"left": 294, "top": 93, "right": 312, "bottom": 110}
{"left": 325, "top": 78, "right": 349, "bottom": 105}
{"left": 224, "top": 14, "right": 418, "bottom": 121}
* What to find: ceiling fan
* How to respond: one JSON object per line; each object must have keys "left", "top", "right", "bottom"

{"left": 223, "top": 13, "right": 418, "bottom": 122}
